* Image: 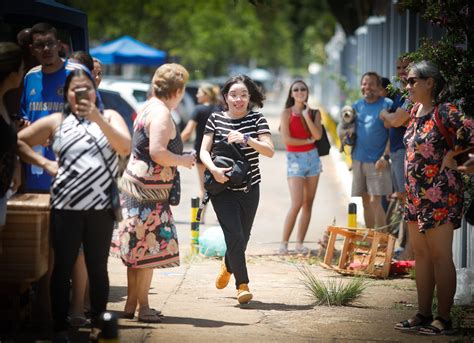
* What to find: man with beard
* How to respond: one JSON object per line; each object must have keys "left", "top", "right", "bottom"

{"left": 351, "top": 72, "right": 393, "bottom": 228}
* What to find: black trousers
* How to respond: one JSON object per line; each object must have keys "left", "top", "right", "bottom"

{"left": 211, "top": 184, "right": 259, "bottom": 288}
{"left": 50, "top": 209, "right": 114, "bottom": 331}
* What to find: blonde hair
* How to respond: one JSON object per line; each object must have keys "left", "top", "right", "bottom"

{"left": 152, "top": 63, "right": 189, "bottom": 99}
{"left": 199, "top": 82, "right": 220, "bottom": 104}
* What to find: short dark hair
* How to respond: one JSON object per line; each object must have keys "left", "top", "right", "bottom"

{"left": 30, "top": 22, "right": 58, "bottom": 40}
{"left": 221, "top": 75, "right": 265, "bottom": 110}
{"left": 381, "top": 77, "right": 391, "bottom": 90}
{"left": 360, "top": 71, "right": 382, "bottom": 86}
{"left": 70, "top": 51, "right": 94, "bottom": 72}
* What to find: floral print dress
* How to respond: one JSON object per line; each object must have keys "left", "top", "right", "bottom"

{"left": 404, "top": 102, "right": 474, "bottom": 232}
{"left": 111, "top": 98, "right": 181, "bottom": 268}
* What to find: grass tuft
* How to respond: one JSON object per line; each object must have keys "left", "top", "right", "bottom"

{"left": 298, "top": 266, "right": 369, "bottom": 306}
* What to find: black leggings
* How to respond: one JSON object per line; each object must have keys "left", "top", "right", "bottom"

{"left": 211, "top": 184, "right": 259, "bottom": 288}
{"left": 50, "top": 209, "right": 114, "bottom": 331}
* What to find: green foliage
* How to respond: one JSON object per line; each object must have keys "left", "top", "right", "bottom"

{"left": 330, "top": 73, "right": 360, "bottom": 105}
{"left": 58, "top": 0, "right": 336, "bottom": 78}
{"left": 398, "top": 0, "right": 473, "bottom": 117}
{"left": 298, "top": 266, "right": 369, "bottom": 306}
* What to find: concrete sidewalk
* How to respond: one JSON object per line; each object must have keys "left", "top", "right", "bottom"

{"left": 100, "top": 145, "right": 454, "bottom": 342}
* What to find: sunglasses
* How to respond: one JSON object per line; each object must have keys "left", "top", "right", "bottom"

{"left": 292, "top": 87, "right": 307, "bottom": 92}
{"left": 406, "top": 77, "right": 426, "bottom": 86}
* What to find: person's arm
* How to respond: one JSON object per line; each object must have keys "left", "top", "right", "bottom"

{"left": 380, "top": 107, "right": 410, "bottom": 128}
{"left": 302, "top": 108, "right": 323, "bottom": 140}
{"left": 149, "top": 107, "right": 195, "bottom": 168}
{"left": 77, "top": 99, "right": 131, "bottom": 157}
{"left": 17, "top": 112, "right": 62, "bottom": 176}
{"left": 180, "top": 119, "right": 197, "bottom": 142}
{"left": 200, "top": 133, "right": 231, "bottom": 183}
{"left": 279, "top": 109, "right": 314, "bottom": 146}
{"left": 375, "top": 141, "right": 390, "bottom": 171}
{"left": 227, "top": 130, "right": 274, "bottom": 158}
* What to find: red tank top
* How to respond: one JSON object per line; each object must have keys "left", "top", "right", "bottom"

{"left": 286, "top": 112, "right": 315, "bottom": 152}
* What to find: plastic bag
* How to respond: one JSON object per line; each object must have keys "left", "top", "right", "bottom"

{"left": 199, "top": 226, "right": 227, "bottom": 257}
{"left": 454, "top": 268, "right": 472, "bottom": 305}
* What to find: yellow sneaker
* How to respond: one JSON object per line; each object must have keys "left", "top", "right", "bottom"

{"left": 237, "top": 283, "right": 253, "bottom": 304}
{"left": 215, "top": 262, "right": 232, "bottom": 289}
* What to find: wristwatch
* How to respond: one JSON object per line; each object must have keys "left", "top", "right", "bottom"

{"left": 382, "top": 154, "right": 390, "bottom": 161}
{"left": 242, "top": 133, "right": 250, "bottom": 146}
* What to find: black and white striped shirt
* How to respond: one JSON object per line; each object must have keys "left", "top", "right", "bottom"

{"left": 51, "top": 114, "right": 118, "bottom": 210}
{"left": 204, "top": 110, "right": 271, "bottom": 190}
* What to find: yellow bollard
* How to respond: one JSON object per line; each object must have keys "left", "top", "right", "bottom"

{"left": 191, "top": 197, "right": 200, "bottom": 254}
{"left": 348, "top": 202, "right": 357, "bottom": 228}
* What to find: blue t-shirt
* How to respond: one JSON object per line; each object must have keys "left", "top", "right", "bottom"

{"left": 388, "top": 92, "right": 407, "bottom": 153}
{"left": 352, "top": 97, "right": 392, "bottom": 163}
{"left": 20, "top": 60, "right": 86, "bottom": 192}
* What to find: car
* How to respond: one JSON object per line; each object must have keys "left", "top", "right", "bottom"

{"left": 99, "top": 78, "right": 195, "bottom": 131}
{"left": 98, "top": 88, "right": 136, "bottom": 134}
{"left": 99, "top": 79, "right": 150, "bottom": 111}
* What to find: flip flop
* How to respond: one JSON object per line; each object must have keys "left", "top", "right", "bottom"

{"left": 138, "top": 308, "right": 163, "bottom": 323}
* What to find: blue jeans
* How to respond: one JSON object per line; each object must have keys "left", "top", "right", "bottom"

{"left": 286, "top": 148, "right": 322, "bottom": 178}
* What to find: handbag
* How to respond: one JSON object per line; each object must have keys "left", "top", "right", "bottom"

{"left": 109, "top": 180, "right": 123, "bottom": 222}
{"left": 316, "top": 125, "right": 331, "bottom": 156}
{"left": 168, "top": 170, "right": 181, "bottom": 206}
{"left": 302, "top": 109, "right": 330, "bottom": 156}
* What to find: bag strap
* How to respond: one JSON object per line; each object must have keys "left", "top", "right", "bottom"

{"left": 432, "top": 105, "right": 454, "bottom": 149}
{"left": 77, "top": 119, "right": 117, "bottom": 182}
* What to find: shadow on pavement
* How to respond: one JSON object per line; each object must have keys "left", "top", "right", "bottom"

{"left": 233, "top": 300, "right": 314, "bottom": 311}
{"left": 161, "top": 316, "right": 249, "bottom": 327}
{"left": 108, "top": 285, "right": 128, "bottom": 303}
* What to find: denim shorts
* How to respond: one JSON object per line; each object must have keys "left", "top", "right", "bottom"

{"left": 286, "top": 148, "right": 322, "bottom": 178}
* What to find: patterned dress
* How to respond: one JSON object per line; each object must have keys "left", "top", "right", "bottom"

{"left": 111, "top": 98, "right": 182, "bottom": 268}
{"left": 403, "top": 103, "right": 474, "bottom": 232}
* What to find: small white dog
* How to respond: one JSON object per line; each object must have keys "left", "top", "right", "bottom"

{"left": 337, "top": 105, "right": 357, "bottom": 153}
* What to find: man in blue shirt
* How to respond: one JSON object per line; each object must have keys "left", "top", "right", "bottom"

{"left": 351, "top": 72, "right": 393, "bottom": 228}
{"left": 20, "top": 22, "right": 86, "bottom": 192}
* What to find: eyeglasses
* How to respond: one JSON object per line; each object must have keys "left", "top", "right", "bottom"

{"left": 406, "top": 77, "right": 426, "bottom": 86}
{"left": 228, "top": 93, "right": 249, "bottom": 100}
{"left": 32, "top": 41, "right": 58, "bottom": 50}
{"left": 292, "top": 88, "right": 307, "bottom": 92}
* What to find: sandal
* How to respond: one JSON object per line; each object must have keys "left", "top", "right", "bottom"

{"left": 69, "top": 315, "right": 89, "bottom": 327}
{"left": 419, "top": 316, "right": 456, "bottom": 336}
{"left": 122, "top": 312, "right": 135, "bottom": 319}
{"left": 394, "top": 312, "right": 433, "bottom": 331}
{"left": 138, "top": 308, "right": 163, "bottom": 323}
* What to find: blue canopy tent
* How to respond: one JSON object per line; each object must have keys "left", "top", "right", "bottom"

{"left": 90, "top": 35, "right": 166, "bottom": 65}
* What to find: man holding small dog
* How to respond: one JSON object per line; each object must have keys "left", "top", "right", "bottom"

{"left": 351, "top": 72, "right": 393, "bottom": 228}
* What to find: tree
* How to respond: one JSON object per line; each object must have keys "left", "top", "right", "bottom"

{"left": 59, "top": 0, "right": 336, "bottom": 78}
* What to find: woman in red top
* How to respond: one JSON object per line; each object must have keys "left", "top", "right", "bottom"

{"left": 278, "top": 80, "right": 323, "bottom": 254}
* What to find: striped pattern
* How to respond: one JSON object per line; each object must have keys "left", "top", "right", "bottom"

{"left": 204, "top": 110, "right": 271, "bottom": 190}
{"left": 51, "top": 114, "right": 118, "bottom": 210}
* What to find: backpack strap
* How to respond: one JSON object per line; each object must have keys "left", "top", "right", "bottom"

{"left": 432, "top": 105, "right": 454, "bottom": 149}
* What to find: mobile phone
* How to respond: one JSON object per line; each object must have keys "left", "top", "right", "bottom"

{"left": 75, "top": 87, "right": 89, "bottom": 103}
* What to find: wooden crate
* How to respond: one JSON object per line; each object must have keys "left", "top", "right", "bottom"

{"left": 320, "top": 226, "right": 396, "bottom": 279}
{"left": 0, "top": 193, "right": 50, "bottom": 283}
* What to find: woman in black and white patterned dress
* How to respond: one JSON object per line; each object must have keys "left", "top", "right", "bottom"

{"left": 17, "top": 69, "right": 131, "bottom": 340}
{"left": 200, "top": 75, "right": 274, "bottom": 304}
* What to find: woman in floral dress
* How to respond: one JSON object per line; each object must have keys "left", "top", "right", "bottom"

{"left": 394, "top": 61, "right": 473, "bottom": 335}
{"left": 111, "top": 63, "right": 195, "bottom": 323}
